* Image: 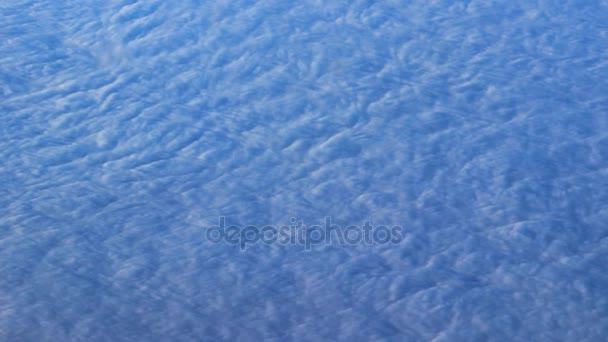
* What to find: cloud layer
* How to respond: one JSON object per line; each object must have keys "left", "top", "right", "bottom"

{"left": 1, "top": 0, "right": 607, "bottom": 340}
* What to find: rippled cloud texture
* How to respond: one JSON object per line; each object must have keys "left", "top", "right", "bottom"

{"left": 1, "top": 0, "right": 607, "bottom": 340}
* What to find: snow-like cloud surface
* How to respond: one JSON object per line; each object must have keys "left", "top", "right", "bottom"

{"left": 1, "top": 0, "right": 607, "bottom": 340}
